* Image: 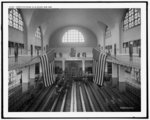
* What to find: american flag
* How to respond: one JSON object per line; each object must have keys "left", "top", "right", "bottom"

{"left": 92, "top": 47, "right": 107, "bottom": 86}
{"left": 39, "top": 49, "right": 55, "bottom": 87}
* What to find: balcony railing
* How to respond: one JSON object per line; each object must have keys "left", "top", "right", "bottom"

{"left": 9, "top": 55, "right": 40, "bottom": 70}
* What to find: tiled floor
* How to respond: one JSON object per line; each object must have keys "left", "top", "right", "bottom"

{"left": 9, "top": 80, "right": 141, "bottom": 112}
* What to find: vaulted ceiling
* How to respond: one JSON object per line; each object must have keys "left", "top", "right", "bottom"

{"left": 21, "top": 9, "right": 126, "bottom": 44}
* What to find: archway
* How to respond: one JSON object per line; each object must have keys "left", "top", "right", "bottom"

{"left": 65, "top": 61, "right": 82, "bottom": 78}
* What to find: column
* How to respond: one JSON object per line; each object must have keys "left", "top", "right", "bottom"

{"left": 16, "top": 73, "right": 21, "bottom": 85}
{"left": 30, "top": 64, "right": 35, "bottom": 79}
{"left": 29, "top": 64, "right": 35, "bottom": 87}
{"left": 22, "top": 66, "right": 30, "bottom": 93}
{"left": 82, "top": 60, "right": 85, "bottom": 73}
{"left": 97, "top": 21, "right": 107, "bottom": 49}
{"left": 118, "top": 65, "right": 126, "bottom": 92}
{"left": 62, "top": 60, "right": 65, "bottom": 72}
{"left": 112, "top": 63, "right": 119, "bottom": 87}
{"left": 40, "top": 62, "right": 42, "bottom": 74}
{"left": 105, "top": 62, "right": 108, "bottom": 73}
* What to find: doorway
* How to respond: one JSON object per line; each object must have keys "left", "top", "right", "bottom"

{"left": 65, "top": 61, "right": 82, "bottom": 77}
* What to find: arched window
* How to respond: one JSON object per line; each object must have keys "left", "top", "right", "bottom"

{"left": 35, "top": 27, "right": 42, "bottom": 41}
{"left": 123, "top": 8, "right": 141, "bottom": 31}
{"left": 35, "top": 27, "right": 42, "bottom": 55}
{"left": 8, "top": 9, "right": 24, "bottom": 31}
{"left": 62, "top": 29, "right": 84, "bottom": 43}
{"left": 105, "top": 26, "right": 111, "bottom": 38}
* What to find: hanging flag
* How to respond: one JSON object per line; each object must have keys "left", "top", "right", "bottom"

{"left": 92, "top": 47, "right": 107, "bottom": 86}
{"left": 39, "top": 49, "right": 55, "bottom": 87}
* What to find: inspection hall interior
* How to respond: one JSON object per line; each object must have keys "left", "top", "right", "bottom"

{"left": 8, "top": 8, "right": 141, "bottom": 112}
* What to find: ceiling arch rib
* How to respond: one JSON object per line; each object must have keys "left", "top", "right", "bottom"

{"left": 26, "top": 9, "right": 125, "bottom": 46}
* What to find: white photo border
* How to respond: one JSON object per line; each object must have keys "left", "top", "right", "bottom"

{"left": 2, "top": 1, "right": 148, "bottom": 119}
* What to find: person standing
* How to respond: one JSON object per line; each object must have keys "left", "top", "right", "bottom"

{"left": 14, "top": 43, "right": 18, "bottom": 62}
{"left": 139, "top": 46, "right": 141, "bottom": 57}
{"left": 129, "top": 42, "right": 133, "bottom": 61}
{"left": 31, "top": 45, "right": 33, "bottom": 57}
{"left": 114, "top": 44, "right": 116, "bottom": 57}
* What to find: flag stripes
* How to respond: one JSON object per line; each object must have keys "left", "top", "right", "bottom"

{"left": 95, "top": 60, "right": 99, "bottom": 84}
{"left": 40, "top": 55, "right": 47, "bottom": 87}
{"left": 93, "top": 47, "right": 107, "bottom": 86}
{"left": 99, "top": 53, "right": 107, "bottom": 86}
{"left": 39, "top": 49, "right": 55, "bottom": 87}
{"left": 97, "top": 53, "right": 101, "bottom": 85}
{"left": 93, "top": 60, "right": 96, "bottom": 83}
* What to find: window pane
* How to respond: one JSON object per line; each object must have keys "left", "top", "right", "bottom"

{"left": 19, "top": 20, "right": 21, "bottom": 25}
{"left": 135, "top": 9, "right": 138, "bottom": 12}
{"left": 13, "top": 22, "right": 15, "bottom": 28}
{"left": 35, "top": 27, "right": 42, "bottom": 41}
{"left": 19, "top": 14, "right": 21, "bottom": 19}
{"left": 129, "top": 23, "right": 131, "bottom": 28}
{"left": 13, "top": 9, "right": 16, "bottom": 15}
{"left": 129, "top": 16, "right": 132, "bottom": 22}
{"left": 62, "top": 29, "right": 84, "bottom": 43}
{"left": 8, "top": 9, "right": 24, "bottom": 31}
{"left": 131, "top": 21, "right": 134, "bottom": 27}
{"left": 135, "top": 13, "right": 138, "bottom": 19}
{"left": 21, "top": 27, "right": 23, "bottom": 31}
{"left": 126, "top": 13, "right": 129, "bottom": 18}
{"left": 9, "top": 14, "right": 12, "bottom": 20}
{"left": 131, "top": 15, "right": 134, "bottom": 21}
{"left": 123, "top": 8, "right": 141, "bottom": 31}
{"left": 10, "top": 10, "right": 12, "bottom": 14}
{"left": 126, "top": 19, "right": 129, "bottom": 24}
{"left": 9, "top": 20, "right": 12, "bottom": 26}
{"left": 126, "top": 24, "right": 128, "bottom": 29}
{"left": 137, "top": 13, "right": 140, "bottom": 18}
{"left": 124, "top": 20, "right": 126, "bottom": 25}
{"left": 15, "top": 17, "right": 18, "bottom": 23}
{"left": 138, "top": 18, "right": 141, "bottom": 24}
{"left": 135, "top": 19, "right": 138, "bottom": 25}
{"left": 129, "top": 11, "right": 131, "bottom": 16}
{"left": 16, "top": 23, "right": 19, "bottom": 29}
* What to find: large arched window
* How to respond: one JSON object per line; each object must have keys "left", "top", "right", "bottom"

{"left": 35, "top": 27, "right": 42, "bottom": 41}
{"left": 123, "top": 8, "right": 141, "bottom": 31}
{"left": 8, "top": 9, "right": 24, "bottom": 31}
{"left": 62, "top": 29, "right": 84, "bottom": 43}
{"left": 105, "top": 26, "right": 111, "bottom": 38}
{"left": 34, "top": 27, "right": 42, "bottom": 55}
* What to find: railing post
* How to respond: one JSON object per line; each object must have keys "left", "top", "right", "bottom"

{"left": 22, "top": 66, "right": 30, "bottom": 92}
{"left": 82, "top": 59, "right": 85, "bottom": 73}
{"left": 40, "top": 62, "right": 42, "bottom": 74}
{"left": 118, "top": 65, "right": 126, "bottom": 92}
{"left": 29, "top": 64, "right": 35, "bottom": 87}
{"left": 62, "top": 59, "right": 65, "bottom": 72}
{"left": 112, "top": 63, "right": 119, "bottom": 87}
